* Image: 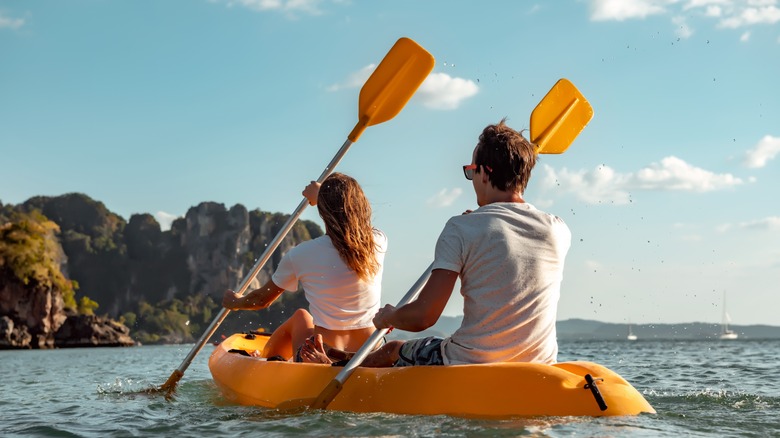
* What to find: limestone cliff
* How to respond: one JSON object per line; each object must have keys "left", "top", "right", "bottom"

{"left": 2, "top": 193, "right": 322, "bottom": 344}
{"left": 0, "top": 209, "right": 135, "bottom": 349}
{"left": 0, "top": 280, "right": 66, "bottom": 348}
{"left": 54, "top": 308, "right": 135, "bottom": 347}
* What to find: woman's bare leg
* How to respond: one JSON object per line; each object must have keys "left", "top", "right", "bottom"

{"left": 261, "top": 308, "right": 314, "bottom": 359}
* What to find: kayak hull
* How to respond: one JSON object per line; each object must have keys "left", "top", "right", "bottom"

{"left": 209, "top": 333, "right": 655, "bottom": 418}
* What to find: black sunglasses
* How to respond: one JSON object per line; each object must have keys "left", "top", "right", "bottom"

{"left": 462, "top": 164, "right": 492, "bottom": 180}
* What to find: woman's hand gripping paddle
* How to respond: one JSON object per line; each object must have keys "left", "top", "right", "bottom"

{"left": 296, "top": 78, "right": 594, "bottom": 411}
{"left": 155, "top": 38, "right": 434, "bottom": 397}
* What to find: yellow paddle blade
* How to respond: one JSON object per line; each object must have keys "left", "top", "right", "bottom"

{"left": 349, "top": 37, "right": 435, "bottom": 141}
{"left": 530, "top": 78, "right": 593, "bottom": 154}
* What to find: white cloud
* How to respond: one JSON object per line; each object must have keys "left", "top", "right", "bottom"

{"left": 541, "top": 156, "right": 745, "bottom": 204}
{"left": 326, "top": 64, "right": 375, "bottom": 92}
{"left": 743, "top": 135, "right": 780, "bottom": 168}
{"left": 739, "top": 216, "right": 780, "bottom": 230}
{"left": 0, "top": 12, "right": 24, "bottom": 29}
{"left": 740, "top": 30, "right": 752, "bottom": 40}
{"left": 155, "top": 211, "right": 180, "bottom": 231}
{"left": 329, "top": 68, "right": 479, "bottom": 111}
{"left": 719, "top": 6, "right": 780, "bottom": 28}
{"left": 585, "top": 259, "right": 604, "bottom": 271}
{"left": 630, "top": 156, "right": 744, "bottom": 191}
{"left": 684, "top": 0, "right": 730, "bottom": 11}
{"left": 673, "top": 15, "right": 695, "bottom": 38}
{"left": 415, "top": 72, "right": 479, "bottom": 110}
{"left": 593, "top": 0, "right": 780, "bottom": 36}
{"left": 542, "top": 163, "right": 634, "bottom": 204}
{"left": 427, "top": 188, "right": 463, "bottom": 208}
{"left": 705, "top": 5, "right": 723, "bottom": 16}
{"left": 715, "top": 223, "right": 732, "bottom": 233}
{"left": 718, "top": 216, "right": 780, "bottom": 232}
{"left": 590, "top": 0, "right": 669, "bottom": 21}
{"left": 216, "top": 0, "right": 323, "bottom": 15}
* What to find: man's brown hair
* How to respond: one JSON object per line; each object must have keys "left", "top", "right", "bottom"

{"left": 474, "top": 118, "right": 537, "bottom": 193}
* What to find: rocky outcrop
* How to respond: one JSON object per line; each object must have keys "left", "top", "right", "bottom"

{"left": 0, "top": 316, "right": 32, "bottom": 348}
{"left": 54, "top": 309, "right": 135, "bottom": 347}
{"left": 0, "top": 274, "right": 67, "bottom": 349}
{"left": 2, "top": 193, "right": 322, "bottom": 344}
{"left": 0, "top": 276, "right": 133, "bottom": 349}
{"left": 182, "top": 202, "right": 255, "bottom": 300}
{"left": 15, "top": 194, "right": 320, "bottom": 317}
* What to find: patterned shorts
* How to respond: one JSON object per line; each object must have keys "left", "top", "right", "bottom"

{"left": 393, "top": 336, "right": 445, "bottom": 367}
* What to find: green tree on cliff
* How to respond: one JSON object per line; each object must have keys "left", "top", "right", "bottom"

{"left": 0, "top": 210, "right": 78, "bottom": 308}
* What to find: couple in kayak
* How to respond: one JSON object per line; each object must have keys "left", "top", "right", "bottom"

{"left": 223, "top": 119, "right": 571, "bottom": 367}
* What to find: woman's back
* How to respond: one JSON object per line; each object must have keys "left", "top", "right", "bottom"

{"left": 271, "top": 230, "right": 387, "bottom": 332}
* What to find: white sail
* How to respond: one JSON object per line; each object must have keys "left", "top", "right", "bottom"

{"left": 720, "top": 293, "right": 738, "bottom": 340}
{"left": 627, "top": 323, "right": 637, "bottom": 341}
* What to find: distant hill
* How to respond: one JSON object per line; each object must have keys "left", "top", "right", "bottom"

{"left": 389, "top": 316, "right": 780, "bottom": 341}
{"left": 557, "top": 319, "right": 780, "bottom": 340}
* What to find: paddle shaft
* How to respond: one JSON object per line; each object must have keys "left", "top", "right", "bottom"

{"left": 310, "top": 262, "right": 434, "bottom": 410}
{"left": 164, "top": 138, "right": 356, "bottom": 386}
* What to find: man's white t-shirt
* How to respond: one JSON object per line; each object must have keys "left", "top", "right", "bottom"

{"left": 272, "top": 230, "right": 387, "bottom": 330}
{"left": 433, "top": 203, "right": 571, "bottom": 365}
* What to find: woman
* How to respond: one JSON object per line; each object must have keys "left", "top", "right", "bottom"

{"left": 222, "top": 172, "right": 386, "bottom": 363}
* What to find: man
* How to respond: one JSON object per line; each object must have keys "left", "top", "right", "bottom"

{"left": 358, "top": 118, "right": 571, "bottom": 367}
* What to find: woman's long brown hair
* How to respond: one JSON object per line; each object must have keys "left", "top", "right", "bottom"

{"left": 317, "top": 173, "right": 379, "bottom": 282}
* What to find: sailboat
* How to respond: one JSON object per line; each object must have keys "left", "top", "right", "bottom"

{"left": 627, "top": 323, "right": 638, "bottom": 341}
{"left": 719, "top": 292, "right": 738, "bottom": 340}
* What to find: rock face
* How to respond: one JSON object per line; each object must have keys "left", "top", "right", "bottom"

{"left": 15, "top": 193, "right": 320, "bottom": 317}
{"left": 0, "top": 316, "right": 32, "bottom": 348}
{"left": 0, "top": 280, "right": 66, "bottom": 348}
{"left": 54, "top": 309, "right": 135, "bottom": 347}
{"left": 2, "top": 193, "right": 321, "bottom": 345}
{"left": 182, "top": 202, "right": 255, "bottom": 301}
{"left": 0, "top": 277, "right": 133, "bottom": 349}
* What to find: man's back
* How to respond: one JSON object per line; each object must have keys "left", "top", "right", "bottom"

{"left": 433, "top": 202, "right": 571, "bottom": 365}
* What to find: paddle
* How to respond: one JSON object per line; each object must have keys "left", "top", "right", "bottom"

{"left": 530, "top": 78, "right": 593, "bottom": 154}
{"left": 300, "top": 78, "right": 594, "bottom": 411}
{"left": 156, "top": 37, "right": 434, "bottom": 396}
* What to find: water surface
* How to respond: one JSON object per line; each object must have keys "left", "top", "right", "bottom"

{"left": 2, "top": 339, "right": 777, "bottom": 437}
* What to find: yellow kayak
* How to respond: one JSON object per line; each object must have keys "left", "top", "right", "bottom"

{"left": 209, "top": 333, "right": 655, "bottom": 418}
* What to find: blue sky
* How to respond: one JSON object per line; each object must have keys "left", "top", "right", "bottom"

{"left": 1, "top": 0, "right": 778, "bottom": 326}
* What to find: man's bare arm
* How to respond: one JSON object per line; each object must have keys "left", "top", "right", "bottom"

{"left": 373, "top": 269, "right": 458, "bottom": 332}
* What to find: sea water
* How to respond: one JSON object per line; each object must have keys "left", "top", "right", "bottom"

{"left": 1, "top": 339, "right": 778, "bottom": 437}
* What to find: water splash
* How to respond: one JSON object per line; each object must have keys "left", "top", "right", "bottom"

{"left": 96, "top": 377, "right": 161, "bottom": 398}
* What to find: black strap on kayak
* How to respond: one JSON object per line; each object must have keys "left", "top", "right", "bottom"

{"left": 584, "top": 374, "right": 608, "bottom": 411}
{"left": 242, "top": 330, "right": 272, "bottom": 339}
